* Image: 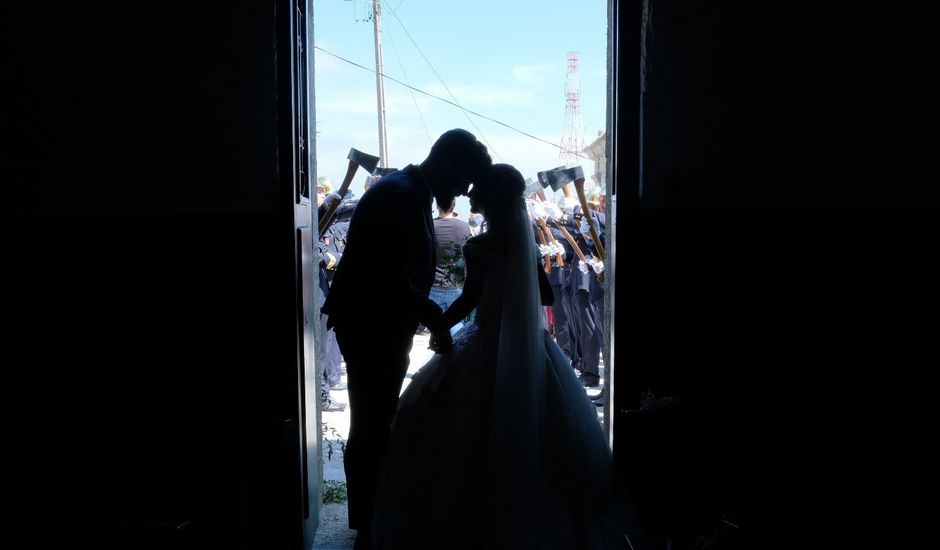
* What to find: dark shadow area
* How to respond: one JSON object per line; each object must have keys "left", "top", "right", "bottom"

{"left": 612, "top": 1, "right": 939, "bottom": 548}
{"left": 5, "top": 0, "right": 939, "bottom": 548}
{"left": 7, "top": 1, "right": 309, "bottom": 548}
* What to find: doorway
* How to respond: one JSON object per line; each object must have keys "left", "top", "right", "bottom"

{"left": 304, "top": 0, "right": 620, "bottom": 545}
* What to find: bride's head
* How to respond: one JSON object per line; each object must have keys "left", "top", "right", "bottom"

{"left": 467, "top": 164, "right": 525, "bottom": 230}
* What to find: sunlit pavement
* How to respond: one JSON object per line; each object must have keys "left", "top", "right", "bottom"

{"left": 315, "top": 333, "right": 435, "bottom": 549}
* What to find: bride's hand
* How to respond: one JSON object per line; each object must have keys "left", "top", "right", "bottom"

{"left": 429, "top": 330, "right": 453, "bottom": 354}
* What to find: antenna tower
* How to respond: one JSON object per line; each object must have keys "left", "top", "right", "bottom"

{"left": 559, "top": 51, "right": 585, "bottom": 168}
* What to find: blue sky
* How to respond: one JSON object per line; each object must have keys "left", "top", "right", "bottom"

{"left": 313, "top": 0, "right": 608, "bottom": 215}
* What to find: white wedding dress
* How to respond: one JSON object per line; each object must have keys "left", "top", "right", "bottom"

{"left": 371, "top": 197, "right": 620, "bottom": 550}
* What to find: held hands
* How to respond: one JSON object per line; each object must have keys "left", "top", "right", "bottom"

{"left": 422, "top": 301, "right": 452, "bottom": 354}
{"left": 429, "top": 329, "right": 453, "bottom": 354}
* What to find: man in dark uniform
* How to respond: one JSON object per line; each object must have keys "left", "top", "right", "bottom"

{"left": 317, "top": 170, "right": 394, "bottom": 408}
{"left": 321, "top": 129, "right": 491, "bottom": 549}
{"left": 548, "top": 223, "right": 576, "bottom": 361}
{"left": 316, "top": 177, "right": 347, "bottom": 411}
{"left": 572, "top": 205, "right": 605, "bottom": 387}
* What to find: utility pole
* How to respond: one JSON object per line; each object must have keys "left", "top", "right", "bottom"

{"left": 373, "top": 0, "right": 389, "bottom": 167}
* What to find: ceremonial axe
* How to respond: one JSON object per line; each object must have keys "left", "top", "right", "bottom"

{"left": 537, "top": 165, "right": 575, "bottom": 200}
{"left": 539, "top": 165, "right": 606, "bottom": 281}
{"left": 526, "top": 178, "right": 555, "bottom": 272}
{"left": 318, "top": 148, "right": 380, "bottom": 238}
{"left": 524, "top": 177, "right": 544, "bottom": 198}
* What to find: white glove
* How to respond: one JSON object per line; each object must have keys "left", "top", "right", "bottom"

{"left": 531, "top": 202, "right": 548, "bottom": 220}
{"left": 578, "top": 260, "right": 590, "bottom": 274}
{"left": 325, "top": 192, "right": 343, "bottom": 206}
{"left": 555, "top": 243, "right": 566, "bottom": 259}
{"left": 579, "top": 217, "right": 592, "bottom": 236}
{"left": 544, "top": 202, "right": 563, "bottom": 221}
{"left": 538, "top": 244, "right": 552, "bottom": 256}
{"left": 525, "top": 199, "right": 537, "bottom": 218}
{"left": 590, "top": 258, "right": 605, "bottom": 274}
{"left": 562, "top": 196, "right": 578, "bottom": 209}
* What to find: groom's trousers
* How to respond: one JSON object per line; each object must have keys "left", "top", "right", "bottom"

{"left": 334, "top": 322, "right": 416, "bottom": 531}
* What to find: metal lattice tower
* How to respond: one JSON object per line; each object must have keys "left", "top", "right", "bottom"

{"left": 559, "top": 51, "right": 585, "bottom": 168}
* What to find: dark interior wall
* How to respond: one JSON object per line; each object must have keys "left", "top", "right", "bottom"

{"left": 7, "top": 2, "right": 306, "bottom": 547}
{"left": 7, "top": 2, "right": 283, "bottom": 212}
{"left": 613, "top": 1, "right": 938, "bottom": 548}
{"left": 639, "top": 1, "right": 939, "bottom": 207}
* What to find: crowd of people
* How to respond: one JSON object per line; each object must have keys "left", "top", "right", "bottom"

{"left": 530, "top": 190, "right": 607, "bottom": 391}
{"left": 314, "top": 129, "right": 618, "bottom": 549}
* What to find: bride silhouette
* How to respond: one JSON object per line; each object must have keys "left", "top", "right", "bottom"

{"left": 371, "top": 164, "right": 620, "bottom": 550}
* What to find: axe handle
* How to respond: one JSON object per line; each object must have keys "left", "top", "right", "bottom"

{"left": 553, "top": 210, "right": 605, "bottom": 283}
{"left": 561, "top": 185, "right": 572, "bottom": 198}
{"left": 535, "top": 220, "right": 552, "bottom": 273}
{"left": 530, "top": 192, "right": 565, "bottom": 267}
{"left": 552, "top": 221, "right": 586, "bottom": 263}
{"left": 537, "top": 219, "right": 564, "bottom": 267}
{"left": 573, "top": 178, "right": 606, "bottom": 260}
{"left": 318, "top": 159, "right": 359, "bottom": 238}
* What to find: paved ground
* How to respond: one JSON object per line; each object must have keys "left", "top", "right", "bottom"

{"left": 313, "top": 332, "right": 605, "bottom": 549}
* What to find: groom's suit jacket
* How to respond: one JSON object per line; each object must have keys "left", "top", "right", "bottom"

{"left": 321, "top": 164, "right": 437, "bottom": 332}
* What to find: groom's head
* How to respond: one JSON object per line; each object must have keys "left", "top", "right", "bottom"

{"left": 421, "top": 129, "right": 491, "bottom": 211}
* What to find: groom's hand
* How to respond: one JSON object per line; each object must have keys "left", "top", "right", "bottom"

{"left": 429, "top": 329, "right": 453, "bottom": 354}
{"left": 420, "top": 300, "right": 444, "bottom": 332}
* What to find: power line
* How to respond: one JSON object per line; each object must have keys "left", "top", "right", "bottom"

{"left": 381, "top": 0, "right": 503, "bottom": 161}
{"left": 383, "top": 23, "right": 433, "bottom": 146}
{"left": 313, "top": 45, "right": 591, "bottom": 160}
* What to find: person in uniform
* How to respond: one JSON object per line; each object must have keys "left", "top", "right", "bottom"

{"left": 570, "top": 204, "right": 605, "bottom": 387}
{"left": 548, "top": 223, "right": 576, "bottom": 362}
{"left": 316, "top": 176, "right": 348, "bottom": 411}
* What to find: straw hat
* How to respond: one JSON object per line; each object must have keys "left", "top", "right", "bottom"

{"left": 316, "top": 176, "right": 333, "bottom": 193}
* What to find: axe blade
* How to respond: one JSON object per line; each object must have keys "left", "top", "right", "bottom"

{"left": 536, "top": 165, "right": 565, "bottom": 190}
{"left": 347, "top": 148, "right": 381, "bottom": 174}
{"left": 540, "top": 165, "right": 584, "bottom": 191}
{"left": 524, "top": 177, "right": 543, "bottom": 197}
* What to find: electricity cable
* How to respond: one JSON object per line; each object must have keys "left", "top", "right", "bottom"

{"left": 313, "top": 45, "right": 591, "bottom": 160}
{"left": 381, "top": 0, "right": 503, "bottom": 161}
{"left": 383, "top": 23, "right": 433, "bottom": 146}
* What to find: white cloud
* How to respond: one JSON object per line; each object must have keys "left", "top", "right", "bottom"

{"left": 512, "top": 64, "right": 553, "bottom": 87}
{"left": 316, "top": 87, "right": 436, "bottom": 116}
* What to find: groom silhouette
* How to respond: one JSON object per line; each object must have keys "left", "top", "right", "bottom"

{"left": 321, "top": 129, "right": 491, "bottom": 548}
